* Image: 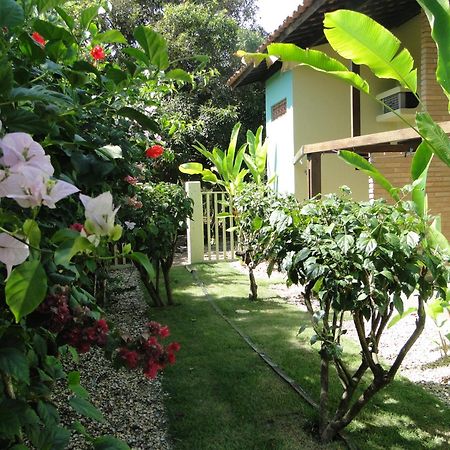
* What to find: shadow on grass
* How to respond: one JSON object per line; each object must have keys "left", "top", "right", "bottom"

{"left": 151, "top": 263, "right": 450, "bottom": 450}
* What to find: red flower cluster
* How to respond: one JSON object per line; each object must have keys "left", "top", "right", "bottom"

{"left": 124, "top": 175, "right": 138, "bottom": 185}
{"left": 145, "top": 145, "right": 164, "bottom": 159}
{"left": 117, "top": 322, "right": 180, "bottom": 379}
{"left": 70, "top": 222, "right": 85, "bottom": 232}
{"left": 34, "top": 290, "right": 109, "bottom": 353}
{"left": 90, "top": 45, "right": 106, "bottom": 61}
{"left": 31, "top": 32, "right": 46, "bottom": 46}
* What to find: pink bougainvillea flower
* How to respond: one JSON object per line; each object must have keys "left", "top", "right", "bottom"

{"left": 124, "top": 175, "right": 138, "bottom": 185}
{"left": 31, "top": 31, "right": 46, "bottom": 46}
{"left": 159, "top": 326, "right": 170, "bottom": 338}
{"left": 167, "top": 342, "right": 181, "bottom": 353}
{"left": 80, "top": 191, "right": 120, "bottom": 236}
{"left": 90, "top": 45, "right": 106, "bottom": 61}
{"left": 0, "top": 232, "right": 29, "bottom": 278}
{"left": 145, "top": 145, "right": 164, "bottom": 159}
{"left": 0, "top": 132, "right": 53, "bottom": 175}
{"left": 144, "top": 361, "right": 160, "bottom": 379}
{"left": 0, "top": 166, "right": 79, "bottom": 209}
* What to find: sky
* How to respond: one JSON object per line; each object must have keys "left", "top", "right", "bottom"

{"left": 256, "top": 0, "right": 303, "bottom": 32}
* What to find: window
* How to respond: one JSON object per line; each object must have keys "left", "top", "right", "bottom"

{"left": 271, "top": 98, "right": 287, "bottom": 121}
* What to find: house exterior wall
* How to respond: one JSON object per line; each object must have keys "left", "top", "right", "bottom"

{"left": 265, "top": 70, "right": 296, "bottom": 194}
{"left": 372, "top": 12, "right": 450, "bottom": 239}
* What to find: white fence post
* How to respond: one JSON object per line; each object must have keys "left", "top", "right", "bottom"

{"left": 186, "top": 181, "right": 204, "bottom": 264}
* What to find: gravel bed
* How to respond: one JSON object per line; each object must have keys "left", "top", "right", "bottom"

{"left": 54, "top": 266, "right": 172, "bottom": 450}
{"left": 232, "top": 261, "right": 450, "bottom": 408}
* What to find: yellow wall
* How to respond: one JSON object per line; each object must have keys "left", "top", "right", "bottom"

{"left": 291, "top": 16, "right": 422, "bottom": 202}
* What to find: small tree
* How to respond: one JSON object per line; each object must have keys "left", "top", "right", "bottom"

{"left": 263, "top": 193, "right": 449, "bottom": 442}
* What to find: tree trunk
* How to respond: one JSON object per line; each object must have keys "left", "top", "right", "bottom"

{"left": 161, "top": 261, "right": 173, "bottom": 306}
{"left": 133, "top": 262, "right": 164, "bottom": 307}
{"left": 248, "top": 264, "right": 258, "bottom": 301}
{"left": 319, "top": 346, "right": 330, "bottom": 435}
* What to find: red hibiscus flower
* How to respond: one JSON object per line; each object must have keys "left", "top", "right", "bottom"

{"left": 145, "top": 145, "right": 164, "bottom": 159}
{"left": 31, "top": 32, "right": 46, "bottom": 46}
{"left": 90, "top": 45, "right": 106, "bottom": 61}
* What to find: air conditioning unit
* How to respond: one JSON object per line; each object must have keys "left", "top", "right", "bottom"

{"left": 376, "top": 86, "right": 419, "bottom": 122}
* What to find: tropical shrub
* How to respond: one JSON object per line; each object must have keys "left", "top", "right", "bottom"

{"left": 121, "top": 182, "right": 193, "bottom": 307}
{"left": 234, "top": 183, "right": 297, "bottom": 300}
{"left": 261, "top": 192, "right": 449, "bottom": 442}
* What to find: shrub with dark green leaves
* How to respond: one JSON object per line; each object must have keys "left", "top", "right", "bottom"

{"left": 263, "top": 192, "right": 449, "bottom": 442}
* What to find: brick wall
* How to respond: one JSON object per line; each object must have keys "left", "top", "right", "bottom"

{"left": 370, "top": 12, "right": 450, "bottom": 239}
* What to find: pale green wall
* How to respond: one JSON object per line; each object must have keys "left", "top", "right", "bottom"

{"left": 265, "top": 70, "right": 295, "bottom": 194}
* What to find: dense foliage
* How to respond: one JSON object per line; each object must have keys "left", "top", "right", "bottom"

{"left": 0, "top": 1, "right": 191, "bottom": 448}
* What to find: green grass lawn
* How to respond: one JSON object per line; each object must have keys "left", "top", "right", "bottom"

{"left": 149, "top": 262, "right": 450, "bottom": 450}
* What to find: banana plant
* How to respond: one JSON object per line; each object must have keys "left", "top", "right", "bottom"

{"left": 179, "top": 122, "right": 249, "bottom": 197}
{"left": 243, "top": 125, "right": 269, "bottom": 184}
{"left": 237, "top": 5, "right": 450, "bottom": 252}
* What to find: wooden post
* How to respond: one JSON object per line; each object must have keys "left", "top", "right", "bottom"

{"left": 351, "top": 62, "right": 361, "bottom": 137}
{"left": 185, "top": 181, "right": 204, "bottom": 264}
{"left": 307, "top": 153, "right": 322, "bottom": 198}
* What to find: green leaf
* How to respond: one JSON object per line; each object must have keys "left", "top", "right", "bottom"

{"left": 417, "top": 0, "right": 450, "bottom": 108}
{"left": 324, "top": 10, "right": 417, "bottom": 92}
{"left": 96, "top": 145, "right": 123, "bottom": 160}
{"left": 0, "top": 348, "right": 29, "bottom": 384}
{"left": 55, "top": 6, "right": 75, "bottom": 30}
{"left": 23, "top": 219, "right": 41, "bottom": 249}
{"left": 10, "top": 86, "right": 73, "bottom": 108}
{"left": 127, "top": 252, "right": 155, "bottom": 278}
{"left": 201, "top": 169, "right": 219, "bottom": 184}
{"left": 68, "top": 371, "right": 89, "bottom": 399}
{"left": 6, "top": 260, "right": 47, "bottom": 322}
{"left": 339, "top": 150, "right": 399, "bottom": 201}
{"left": 179, "top": 162, "right": 203, "bottom": 175}
{"left": 267, "top": 43, "right": 370, "bottom": 94}
{"left": 93, "top": 30, "right": 127, "bottom": 44}
{"left": 117, "top": 106, "right": 158, "bottom": 132}
{"left": 133, "top": 26, "right": 169, "bottom": 70}
{"left": 336, "top": 234, "right": 354, "bottom": 254}
{"left": 80, "top": 5, "right": 99, "bottom": 31}
{"left": 416, "top": 112, "right": 450, "bottom": 168}
{"left": 0, "top": 399, "right": 27, "bottom": 439}
{"left": 0, "top": 0, "right": 24, "bottom": 29}
{"left": 411, "top": 141, "right": 433, "bottom": 217}
{"left": 69, "top": 396, "right": 104, "bottom": 422}
{"left": 166, "top": 69, "right": 192, "bottom": 83}
{"left": 388, "top": 307, "right": 417, "bottom": 328}
{"left": 54, "top": 236, "right": 93, "bottom": 267}
{"left": 122, "top": 47, "right": 150, "bottom": 66}
{"left": 93, "top": 435, "right": 131, "bottom": 450}
{"left": 33, "top": 19, "right": 74, "bottom": 44}
{"left": 236, "top": 50, "right": 269, "bottom": 67}
{"left": 0, "top": 59, "right": 13, "bottom": 96}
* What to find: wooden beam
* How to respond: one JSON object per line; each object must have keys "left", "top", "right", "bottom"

{"left": 307, "top": 153, "right": 322, "bottom": 198}
{"left": 293, "top": 121, "right": 450, "bottom": 160}
{"left": 351, "top": 63, "right": 361, "bottom": 137}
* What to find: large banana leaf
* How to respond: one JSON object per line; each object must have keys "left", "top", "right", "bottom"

{"left": 416, "top": 112, "right": 450, "bottom": 167}
{"left": 339, "top": 150, "right": 399, "bottom": 201}
{"left": 417, "top": 0, "right": 450, "bottom": 109}
{"left": 226, "top": 123, "right": 241, "bottom": 178}
{"left": 323, "top": 10, "right": 417, "bottom": 93}
{"left": 267, "top": 43, "right": 370, "bottom": 94}
{"left": 411, "top": 141, "right": 433, "bottom": 217}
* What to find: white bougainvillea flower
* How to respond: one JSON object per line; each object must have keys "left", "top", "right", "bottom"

{"left": 0, "top": 166, "right": 79, "bottom": 208}
{"left": 124, "top": 221, "right": 136, "bottom": 230}
{"left": 0, "top": 233, "right": 29, "bottom": 278}
{"left": 0, "top": 132, "right": 54, "bottom": 175}
{"left": 80, "top": 192, "right": 120, "bottom": 236}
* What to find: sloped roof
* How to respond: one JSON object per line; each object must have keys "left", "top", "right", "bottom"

{"left": 228, "top": 0, "right": 421, "bottom": 88}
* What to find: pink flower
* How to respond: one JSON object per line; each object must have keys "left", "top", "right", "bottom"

{"left": 31, "top": 32, "right": 46, "bottom": 46}
{"left": 0, "top": 233, "right": 29, "bottom": 278}
{"left": 145, "top": 145, "right": 164, "bottom": 159}
{"left": 146, "top": 321, "right": 161, "bottom": 335}
{"left": 124, "top": 175, "right": 138, "bottom": 185}
{"left": 168, "top": 352, "right": 176, "bottom": 364}
{"left": 119, "top": 348, "right": 140, "bottom": 369}
{"left": 90, "top": 45, "right": 105, "bottom": 61}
